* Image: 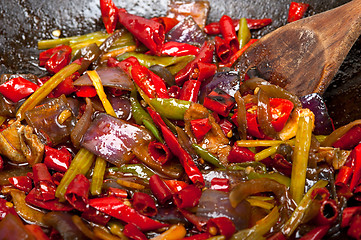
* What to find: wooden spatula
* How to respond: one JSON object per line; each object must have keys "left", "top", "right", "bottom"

{"left": 234, "top": 0, "right": 361, "bottom": 97}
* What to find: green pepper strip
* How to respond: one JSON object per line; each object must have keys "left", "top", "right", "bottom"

{"left": 208, "top": 236, "right": 226, "bottom": 240}
{"left": 192, "top": 144, "right": 225, "bottom": 168}
{"left": 150, "top": 98, "right": 191, "bottom": 120}
{"left": 238, "top": 18, "right": 251, "bottom": 48}
{"left": 230, "top": 206, "right": 279, "bottom": 240}
{"left": 248, "top": 172, "right": 291, "bottom": 187}
{"left": 108, "top": 221, "right": 127, "bottom": 240}
{"left": 0, "top": 116, "right": 5, "bottom": 126}
{"left": 281, "top": 180, "right": 328, "bottom": 237}
{"left": 38, "top": 31, "right": 109, "bottom": 49}
{"left": 227, "top": 162, "right": 267, "bottom": 172}
{"left": 290, "top": 115, "right": 314, "bottom": 204}
{"left": 16, "top": 62, "right": 81, "bottom": 120}
{"left": 130, "top": 89, "right": 163, "bottom": 143}
{"left": 237, "top": 140, "right": 285, "bottom": 147}
{"left": 55, "top": 148, "right": 96, "bottom": 201}
{"left": 254, "top": 144, "right": 279, "bottom": 162}
{"left": 321, "top": 119, "right": 361, "bottom": 147}
{"left": 90, "top": 156, "right": 107, "bottom": 196}
{"left": 108, "top": 164, "right": 155, "bottom": 182}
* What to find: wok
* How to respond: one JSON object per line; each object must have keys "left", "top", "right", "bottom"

{"left": 0, "top": 0, "right": 359, "bottom": 128}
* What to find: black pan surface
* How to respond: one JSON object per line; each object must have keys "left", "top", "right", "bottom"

{"left": 0, "top": 0, "right": 359, "bottom": 127}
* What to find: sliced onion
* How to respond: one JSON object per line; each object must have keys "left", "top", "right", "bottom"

{"left": 74, "top": 67, "right": 134, "bottom": 91}
{"left": 109, "top": 95, "right": 131, "bottom": 120}
{"left": 81, "top": 113, "right": 153, "bottom": 166}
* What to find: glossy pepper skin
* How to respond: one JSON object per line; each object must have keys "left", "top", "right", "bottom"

{"left": 151, "top": 17, "right": 179, "bottom": 33}
{"left": 32, "top": 163, "right": 56, "bottom": 201}
{"left": 100, "top": 0, "right": 119, "bottom": 34}
{"left": 215, "top": 36, "right": 231, "bottom": 63}
{"left": 132, "top": 192, "right": 157, "bottom": 217}
{"left": 44, "top": 146, "right": 72, "bottom": 172}
{"left": 204, "top": 18, "right": 273, "bottom": 35}
{"left": 64, "top": 174, "right": 90, "bottom": 211}
{"left": 203, "top": 88, "right": 236, "bottom": 117}
{"left": 161, "top": 42, "right": 200, "bottom": 56}
{"left": 190, "top": 118, "right": 212, "bottom": 142}
{"left": 9, "top": 176, "right": 33, "bottom": 193}
{"left": 219, "top": 15, "right": 239, "bottom": 54}
{"left": 148, "top": 141, "right": 172, "bottom": 165}
{"left": 118, "top": 9, "right": 165, "bottom": 55}
{"left": 25, "top": 188, "right": 74, "bottom": 211}
{"left": 287, "top": 2, "right": 309, "bottom": 23}
{"left": 0, "top": 77, "right": 38, "bottom": 102}
{"left": 179, "top": 80, "right": 201, "bottom": 102}
{"left": 221, "top": 39, "right": 258, "bottom": 68}
{"left": 39, "top": 45, "right": 72, "bottom": 74}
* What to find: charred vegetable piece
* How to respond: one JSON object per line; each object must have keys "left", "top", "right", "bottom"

{"left": 203, "top": 88, "right": 236, "bottom": 117}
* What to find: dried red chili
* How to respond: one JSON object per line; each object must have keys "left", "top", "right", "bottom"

{"left": 0, "top": 77, "right": 38, "bottom": 103}
{"left": 100, "top": 0, "right": 119, "bottom": 34}
{"left": 190, "top": 118, "right": 212, "bottom": 142}
{"left": 173, "top": 185, "right": 202, "bottom": 209}
{"left": 64, "top": 174, "right": 90, "bottom": 212}
{"left": 287, "top": 2, "right": 309, "bottom": 23}
{"left": 44, "top": 146, "right": 72, "bottom": 172}
{"left": 132, "top": 192, "right": 157, "bottom": 217}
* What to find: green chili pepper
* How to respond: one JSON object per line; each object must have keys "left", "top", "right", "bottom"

{"left": 150, "top": 98, "right": 191, "bottom": 120}
{"left": 227, "top": 162, "right": 267, "bottom": 172}
{"left": 290, "top": 115, "right": 314, "bottom": 204}
{"left": 166, "top": 55, "right": 195, "bottom": 75}
{"left": 117, "top": 52, "right": 194, "bottom": 68}
{"left": 0, "top": 116, "right": 5, "bottom": 126}
{"left": 109, "top": 164, "right": 155, "bottom": 181}
{"left": 208, "top": 236, "right": 226, "bottom": 240}
{"left": 247, "top": 172, "right": 291, "bottom": 187}
{"left": 238, "top": 18, "right": 251, "bottom": 48}
{"left": 192, "top": 144, "right": 225, "bottom": 168}
{"left": 130, "top": 89, "right": 164, "bottom": 143}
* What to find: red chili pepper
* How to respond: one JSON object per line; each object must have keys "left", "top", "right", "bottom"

{"left": 151, "top": 17, "right": 179, "bottom": 33}
{"left": 211, "top": 178, "right": 230, "bottom": 192}
{"left": 44, "top": 146, "right": 72, "bottom": 172}
{"left": 269, "top": 98, "right": 294, "bottom": 132}
{"left": 148, "top": 108, "right": 205, "bottom": 187}
{"left": 89, "top": 196, "right": 169, "bottom": 231}
{"left": 9, "top": 176, "right": 32, "bottom": 193}
{"left": 52, "top": 172, "right": 64, "bottom": 186}
{"left": 215, "top": 36, "right": 231, "bottom": 63}
{"left": 178, "top": 208, "right": 208, "bottom": 232}
{"left": 227, "top": 144, "right": 255, "bottom": 163}
{"left": 0, "top": 77, "right": 38, "bottom": 102}
{"left": 350, "top": 143, "right": 361, "bottom": 191}
{"left": 0, "top": 198, "right": 18, "bottom": 221}
{"left": 221, "top": 39, "right": 258, "bottom": 68}
{"left": 100, "top": 0, "right": 119, "bottom": 34}
{"left": 118, "top": 9, "right": 164, "bottom": 55}
{"left": 272, "top": 154, "right": 292, "bottom": 177}
{"left": 341, "top": 206, "right": 361, "bottom": 228}
{"left": 203, "top": 88, "right": 236, "bottom": 117}
{"left": 175, "top": 41, "right": 215, "bottom": 86}
{"left": 49, "top": 72, "right": 79, "bottom": 98}
{"left": 81, "top": 206, "right": 111, "bottom": 226}
{"left": 168, "top": 85, "right": 181, "bottom": 99}
{"left": 182, "top": 233, "right": 212, "bottom": 240}
{"left": 204, "top": 18, "right": 272, "bottom": 35}
{"left": 347, "top": 213, "right": 361, "bottom": 239}
{"left": 333, "top": 125, "right": 361, "bottom": 150}
{"left": 25, "top": 225, "right": 50, "bottom": 240}
{"left": 0, "top": 156, "right": 3, "bottom": 172}
{"left": 266, "top": 232, "right": 287, "bottom": 240}
{"left": 32, "top": 163, "right": 56, "bottom": 201}
{"left": 148, "top": 141, "right": 173, "bottom": 165}
{"left": 132, "top": 192, "right": 157, "bottom": 217}
{"left": 64, "top": 174, "right": 90, "bottom": 212}
{"left": 161, "top": 41, "right": 200, "bottom": 56}
{"left": 219, "top": 118, "right": 234, "bottom": 137}
{"left": 173, "top": 185, "right": 202, "bottom": 209}
{"left": 335, "top": 166, "right": 353, "bottom": 186}
{"left": 190, "top": 62, "right": 217, "bottom": 82}
{"left": 149, "top": 70, "right": 170, "bottom": 98}
{"left": 206, "top": 217, "right": 236, "bottom": 239}
{"left": 149, "top": 174, "right": 173, "bottom": 204}
{"left": 299, "top": 225, "right": 330, "bottom": 240}
{"left": 123, "top": 223, "right": 148, "bottom": 240}
{"left": 108, "top": 56, "right": 140, "bottom": 74}
{"left": 76, "top": 86, "right": 97, "bottom": 97}
{"left": 39, "top": 45, "right": 72, "bottom": 74}
{"left": 288, "top": 2, "right": 309, "bottom": 23}
{"left": 164, "top": 180, "right": 188, "bottom": 193}
{"left": 108, "top": 187, "right": 128, "bottom": 198}
{"left": 313, "top": 199, "right": 338, "bottom": 226}
{"left": 190, "top": 118, "right": 212, "bottom": 142}
{"left": 219, "top": 15, "right": 239, "bottom": 54}
{"left": 25, "top": 188, "right": 74, "bottom": 211}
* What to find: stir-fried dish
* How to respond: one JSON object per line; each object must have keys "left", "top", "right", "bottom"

{"left": 0, "top": 0, "right": 360, "bottom": 239}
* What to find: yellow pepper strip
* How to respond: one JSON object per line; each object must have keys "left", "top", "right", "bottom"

{"left": 230, "top": 206, "right": 279, "bottom": 240}
{"left": 237, "top": 140, "right": 284, "bottom": 147}
{"left": 87, "top": 70, "right": 117, "bottom": 117}
{"left": 108, "top": 222, "right": 128, "bottom": 240}
{"left": 116, "top": 179, "right": 145, "bottom": 190}
{"left": 290, "top": 115, "right": 315, "bottom": 204}
{"left": 246, "top": 198, "right": 274, "bottom": 210}
{"left": 57, "top": 109, "right": 72, "bottom": 124}
{"left": 10, "top": 189, "right": 47, "bottom": 227}
{"left": 0, "top": 116, "right": 5, "bottom": 126}
{"left": 254, "top": 144, "right": 279, "bottom": 161}
{"left": 282, "top": 180, "right": 328, "bottom": 237}
{"left": 16, "top": 62, "right": 81, "bottom": 120}
{"left": 238, "top": 17, "right": 251, "bottom": 48}
{"left": 93, "top": 226, "right": 124, "bottom": 240}
{"left": 151, "top": 224, "right": 187, "bottom": 240}
{"left": 90, "top": 156, "right": 107, "bottom": 196}
{"left": 55, "top": 148, "right": 96, "bottom": 201}
{"left": 208, "top": 236, "right": 226, "bottom": 240}
{"left": 100, "top": 45, "right": 137, "bottom": 63}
